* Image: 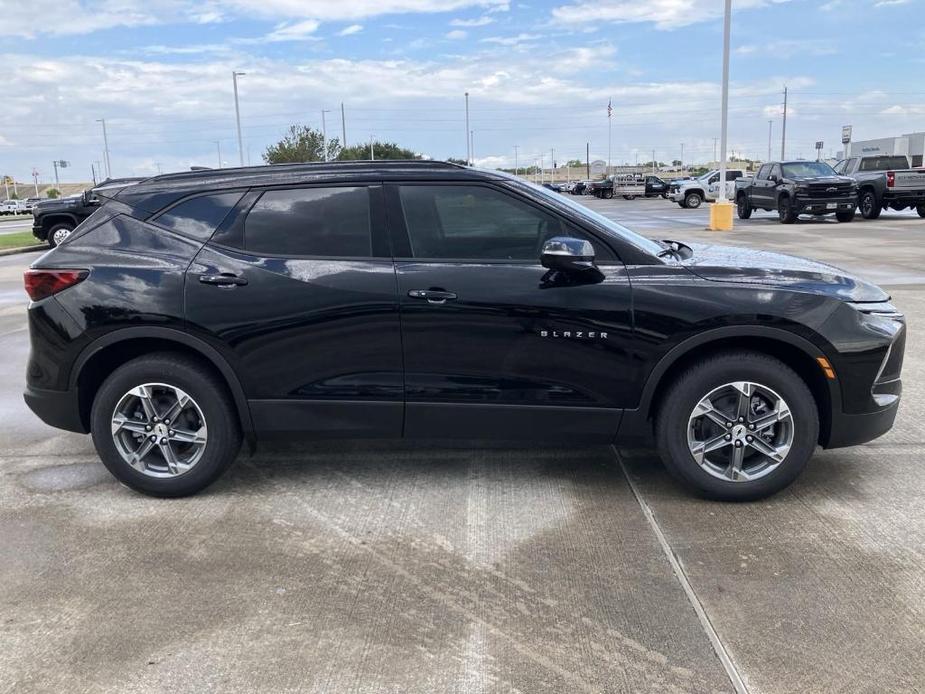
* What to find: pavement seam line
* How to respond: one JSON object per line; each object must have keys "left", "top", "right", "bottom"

{"left": 611, "top": 445, "right": 750, "bottom": 694}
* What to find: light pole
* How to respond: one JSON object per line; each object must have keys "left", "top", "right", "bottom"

{"left": 767, "top": 120, "right": 773, "bottom": 162}
{"left": 215, "top": 141, "right": 222, "bottom": 168}
{"left": 781, "top": 85, "right": 788, "bottom": 160}
{"left": 341, "top": 102, "right": 347, "bottom": 148}
{"left": 513, "top": 145, "right": 519, "bottom": 176}
{"left": 322, "top": 110, "right": 332, "bottom": 162}
{"left": 96, "top": 119, "right": 111, "bottom": 178}
{"left": 709, "top": 0, "right": 734, "bottom": 231}
{"left": 369, "top": 135, "right": 375, "bottom": 161}
{"left": 32, "top": 168, "right": 39, "bottom": 196}
{"left": 551, "top": 148, "right": 555, "bottom": 179}
{"left": 680, "top": 143, "right": 684, "bottom": 174}
{"left": 232, "top": 71, "right": 246, "bottom": 167}
{"left": 464, "top": 92, "right": 471, "bottom": 166}
{"left": 470, "top": 130, "right": 475, "bottom": 164}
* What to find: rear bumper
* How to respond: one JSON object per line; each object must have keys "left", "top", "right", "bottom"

{"left": 882, "top": 190, "right": 925, "bottom": 206}
{"left": 793, "top": 195, "right": 857, "bottom": 214}
{"left": 23, "top": 385, "right": 87, "bottom": 434}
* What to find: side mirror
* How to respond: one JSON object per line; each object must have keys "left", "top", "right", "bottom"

{"left": 540, "top": 236, "right": 596, "bottom": 272}
{"left": 769, "top": 174, "right": 779, "bottom": 183}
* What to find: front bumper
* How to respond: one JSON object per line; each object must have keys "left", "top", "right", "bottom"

{"left": 793, "top": 194, "right": 857, "bottom": 214}
{"left": 24, "top": 385, "right": 88, "bottom": 434}
{"left": 826, "top": 393, "right": 899, "bottom": 448}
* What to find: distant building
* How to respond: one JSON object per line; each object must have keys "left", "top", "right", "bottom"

{"left": 840, "top": 131, "right": 925, "bottom": 166}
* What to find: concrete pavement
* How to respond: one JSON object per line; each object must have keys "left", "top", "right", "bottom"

{"left": 1, "top": 201, "right": 923, "bottom": 693}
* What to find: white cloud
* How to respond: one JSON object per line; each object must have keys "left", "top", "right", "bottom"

{"left": 736, "top": 40, "right": 837, "bottom": 57}
{"left": 338, "top": 24, "right": 364, "bottom": 35}
{"left": 446, "top": 29, "right": 468, "bottom": 39}
{"left": 450, "top": 15, "right": 495, "bottom": 25}
{"left": 263, "top": 19, "right": 321, "bottom": 41}
{"left": 480, "top": 32, "right": 542, "bottom": 45}
{"left": 552, "top": 0, "right": 791, "bottom": 30}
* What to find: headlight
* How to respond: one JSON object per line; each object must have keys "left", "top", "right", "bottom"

{"left": 848, "top": 301, "right": 903, "bottom": 319}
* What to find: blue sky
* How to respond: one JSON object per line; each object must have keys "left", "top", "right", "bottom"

{"left": 1, "top": 0, "right": 923, "bottom": 183}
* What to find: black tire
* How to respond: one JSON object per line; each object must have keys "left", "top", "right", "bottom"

{"left": 684, "top": 192, "right": 702, "bottom": 209}
{"left": 623, "top": 195, "right": 636, "bottom": 200}
{"left": 604, "top": 190, "right": 613, "bottom": 199}
{"left": 778, "top": 196, "right": 798, "bottom": 224}
{"left": 859, "top": 189, "right": 881, "bottom": 219}
{"left": 655, "top": 351, "right": 818, "bottom": 501}
{"left": 736, "top": 195, "right": 752, "bottom": 219}
{"left": 835, "top": 209, "right": 855, "bottom": 222}
{"left": 90, "top": 352, "right": 242, "bottom": 497}
{"left": 46, "top": 222, "right": 74, "bottom": 248}
{"left": 917, "top": 205, "right": 925, "bottom": 218}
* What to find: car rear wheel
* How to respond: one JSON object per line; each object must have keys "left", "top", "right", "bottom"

{"left": 47, "top": 223, "right": 74, "bottom": 248}
{"left": 91, "top": 353, "right": 242, "bottom": 497}
{"left": 655, "top": 352, "right": 818, "bottom": 500}
{"left": 836, "top": 209, "right": 855, "bottom": 222}
{"left": 684, "top": 192, "right": 702, "bottom": 209}
{"left": 778, "top": 197, "right": 798, "bottom": 224}
{"left": 859, "top": 190, "right": 881, "bottom": 219}
{"left": 736, "top": 195, "right": 752, "bottom": 219}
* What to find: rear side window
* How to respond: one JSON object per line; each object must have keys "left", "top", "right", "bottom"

{"left": 859, "top": 156, "right": 910, "bottom": 171}
{"left": 244, "top": 187, "right": 371, "bottom": 257}
{"left": 154, "top": 192, "right": 244, "bottom": 240}
{"left": 726, "top": 171, "right": 742, "bottom": 181}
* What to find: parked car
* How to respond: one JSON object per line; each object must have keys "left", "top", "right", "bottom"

{"left": 570, "top": 180, "right": 589, "bottom": 195}
{"left": 23, "top": 197, "right": 42, "bottom": 214}
{"left": 24, "top": 160, "right": 905, "bottom": 501}
{"left": 735, "top": 161, "right": 857, "bottom": 224}
{"left": 0, "top": 199, "right": 25, "bottom": 215}
{"left": 834, "top": 155, "right": 925, "bottom": 219}
{"left": 541, "top": 182, "right": 563, "bottom": 193}
{"left": 32, "top": 178, "right": 144, "bottom": 247}
{"left": 644, "top": 176, "right": 670, "bottom": 198}
{"left": 668, "top": 169, "right": 749, "bottom": 208}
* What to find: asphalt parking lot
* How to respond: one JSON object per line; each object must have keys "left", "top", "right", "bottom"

{"left": 1, "top": 201, "right": 923, "bottom": 693}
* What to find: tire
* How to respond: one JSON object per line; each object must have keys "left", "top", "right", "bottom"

{"left": 778, "top": 196, "right": 798, "bottom": 224}
{"left": 917, "top": 205, "right": 925, "bottom": 218}
{"left": 859, "top": 189, "right": 881, "bottom": 219}
{"left": 835, "top": 209, "right": 855, "bottom": 223}
{"left": 90, "top": 352, "right": 242, "bottom": 497}
{"left": 684, "top": 192, "right": 702, "bottom": 209}
{"left": 604, "top": 190, "right": 613, "bottom": 199}
{"left": 623, "top": 195, "right": 636, "bottom": 200}
{"left": 46, "top": 222, "right": 74, "bottom": 248}
{"left": 655, "top": 351, "right": 818, "bottom": 501}
{"left": 736, "top": 195, "right": 752, "bottom": 219}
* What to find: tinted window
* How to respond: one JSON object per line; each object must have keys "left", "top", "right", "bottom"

{"left": 244, "top": 187, "right": 371, "bottom": 257}
{"left": 155, "top": 192, "right": 244, "bottom": 240}
{"left": 399, "top": 185, "right": 613, "bottom": 261}
{"left": 756, "top": 165, "right": 770, "bottom": 180}
{"left": 726, "top": 171, "right": 743, "bottom": 181}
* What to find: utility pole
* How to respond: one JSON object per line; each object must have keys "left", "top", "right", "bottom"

{"left": 215, "top": 141, "right": 222, "bottom": 168}
{"left": 90, "top": 163, "right": 97, "bottom": 186}
{"left": 97, "top": 119, "right": 112, "bottom": 178}
{"left": 232, "top": 71, "right": 246, "bottom": 167}
{"left": 551, "top": 148, "right": 555, "bottom": 179}
{"left": 341, "top": 102, "right": 347, "bottom": 148}
{"left": 155, "top": 162, "right": 162, "bottom": 174}
{"left": 540, "top": 154, "right": 544, "bottom": 184}
{"left": 680, "top": 142, "right": 684, "bottom": 174}
{"left": 513, "top": 145, "right": 519, "bottom": 176}
{"left": 652, "top": 149, "right": 656, "bottom": 174}
{"left": 767, "top": 120, "right": 773, "bottom": 162}
{"left": 321, "top": 110, "right": 331, "bottom": 162}
{"left": 32, "top": 168, "right": 39, "bottom": 196}
{"left": 464, "top": 92, "right": 471, "bottom": 166}
{"left": 781, "top": 85, "right": 788, "bottom": 160}
{"left": 369, "top": 135, "right": 374, "bottom": 161}
{"left": 586, "top": 142, "right": 590, "bottom": 179}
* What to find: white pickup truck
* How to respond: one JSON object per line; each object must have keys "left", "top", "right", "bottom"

{"left": 0, "top": 199, "right": 25, "bottom": 215}
{"left": 667, "top": 168, "right": 750, "bottom": 209}
{"left": 834, "top": 155, "right": 925, "bottom": 219}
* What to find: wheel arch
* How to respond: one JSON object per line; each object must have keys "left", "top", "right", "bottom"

{"left": 638, "top": 327, "right": 838, "bottom": 447}
{"left": 71, "top": 327, "right": 255, "bottom": 450}
{"left": 40, "top": 213, "right": 79, "bottom": 232}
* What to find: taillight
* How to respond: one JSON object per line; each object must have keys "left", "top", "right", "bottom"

{"left": 886, "top": 171, "right": 895, "bottom": 187}
{"left": 24, "top": 269, "right": 88, "bottom": 301}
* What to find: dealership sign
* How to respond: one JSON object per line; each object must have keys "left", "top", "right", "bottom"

{"left": 842, "top": 126, "right": 852, "bottom": 144}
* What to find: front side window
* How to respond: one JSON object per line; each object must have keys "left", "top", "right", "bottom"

{"left": 244, "top": 187, "right": 371, "bottom": 257}
{"left": 398, "top": 185, "right": 613, "bottom": 261}
{"left": 154, "top": 192, "right": 244, "bottom": 240}
{"left": 756, "top": 165, "right": 770, "bottom": 180}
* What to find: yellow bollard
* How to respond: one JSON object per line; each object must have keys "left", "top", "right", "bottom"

{"left": 708, "top": 200, "right": 734, "bottom": 231}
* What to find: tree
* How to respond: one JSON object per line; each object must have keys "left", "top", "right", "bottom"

{"left": 671, "top": 159, "right": 682, "bottom": 167}
{"left": 565, "top": 159, "right": 584, "bottom": 167}
{"left": 46, "top": 188, "right": 60, "bottom": 199}
{"left": 445, "top": 157, "right": 468, "bottom": 166}
{"left": 338, "top": 141, "right": 420, "bottom": 161}
{"left": 263, "top": 125, "right": 339, "bottom": 164}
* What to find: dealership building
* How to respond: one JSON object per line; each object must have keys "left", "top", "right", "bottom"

{"left": 842, "top": 131, "right": 925, "bottom": 166}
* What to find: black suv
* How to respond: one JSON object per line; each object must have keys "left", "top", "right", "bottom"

{"left": 24, "top": 161, "right": 905, "bottom": 499}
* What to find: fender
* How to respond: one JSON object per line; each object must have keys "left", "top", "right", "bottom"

{"left": 70, "top": 326, "right": 255, "bottom": 447}
{"left": 39, "top": 212, "right": 80, "bottom": 227}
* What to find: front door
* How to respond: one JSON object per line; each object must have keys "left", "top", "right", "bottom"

{"left": 386, "top": 182, "right": 633, "bottom": 442}
{"left": 185, "top": 184, "right": 404, "bottom": 439}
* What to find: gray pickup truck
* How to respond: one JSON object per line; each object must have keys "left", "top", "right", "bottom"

{"left": 834, "top": 155, "right": 925, "bottom": 219}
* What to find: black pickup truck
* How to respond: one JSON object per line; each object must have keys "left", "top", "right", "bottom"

{"left": 734, "top": 161, "right": 857, "bottom": 224}
{"left": 33, "top": 178, "right": 144, "bottom": 247}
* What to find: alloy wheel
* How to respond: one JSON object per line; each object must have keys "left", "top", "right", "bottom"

{"left": 686, "top": 381, "right": 794, "bottom": 482}
{"left": 111, "top": 383, "right": 208, "bottom": 478}
{"left": 52, "top": 227, "right": 72, "bottom": 246}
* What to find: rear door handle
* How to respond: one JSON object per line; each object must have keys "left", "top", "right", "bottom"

{"left": 199, "top": 273, "right": 248, "bottom": 287}
{"left": 408, "top": 289, "right": 457, "bottom": 304}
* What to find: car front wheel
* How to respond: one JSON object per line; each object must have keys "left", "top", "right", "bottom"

{"left": 778, "top": 197, "right": 798, "bottom": 224}
{"left": 90, "top": 353, "right": 242, "bottom": 497}
{"left": 655, "top": 352, "right": 818, "bottom": 500}
{"left": 684, "top": 192, "right": 702, "bottom": 209}
{"left": 736, "top": 196, "right": 752, "bottom": 219}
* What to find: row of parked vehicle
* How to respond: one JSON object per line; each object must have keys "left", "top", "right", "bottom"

{"left": 557, "top": 175, "right": 671, "bottom": 200}
{"left": 0, "top": 198, "right": 43, "bottom": 215}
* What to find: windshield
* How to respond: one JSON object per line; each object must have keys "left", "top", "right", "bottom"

{"left": 781, "top": 161, "right": 837, "bottom": 178}
{"left": 498, "top": 171, "right": 663, "bottom": 256}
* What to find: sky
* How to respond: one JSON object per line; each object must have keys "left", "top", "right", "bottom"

{"left": 0, "top": 0, "right": 924, "bottom": 184}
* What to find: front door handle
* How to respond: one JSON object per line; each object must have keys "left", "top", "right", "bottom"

{"left": 408, "top": 289, "right": 457, "bottom": 304}
{"left": 199, "top": 272, "right": 248, "bottom": 287}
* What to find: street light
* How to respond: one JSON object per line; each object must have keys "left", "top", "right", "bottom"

{"left": 322, "top": 110, "right": 332, "bottom": 162}
{"left": 52, "top": 160, "right": 70, "bottom": 186}
{"left": 232, "top": 71, "right": 246, "bottom": 167}
{"left": 96, "top": 119, "right": 111, "bottom": 178}
{"left": 709, "top": 0, "right": 734, "bottom": 231}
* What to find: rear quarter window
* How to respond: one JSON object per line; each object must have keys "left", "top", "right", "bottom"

{"left": 153, "top": 192, "right": 244, "bottom": 240}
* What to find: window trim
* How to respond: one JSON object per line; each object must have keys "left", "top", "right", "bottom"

{"left": 384, "top": 181, "right": 623, "bottom": 266}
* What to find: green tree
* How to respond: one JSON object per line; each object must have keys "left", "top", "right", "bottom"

{"left": 338, "top": 141, "right": 420, "bottom": 161}
{"left": 46, "top": 188, "right": 60, "bottom": 199}
{"left": 263, "top": 125, "right": 340, "bottom": 164}
{"left": 565, "top": 159, "right": 584, "bottom": 167}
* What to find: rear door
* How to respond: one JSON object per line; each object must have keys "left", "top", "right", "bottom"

{"left": 185, "top": 184, "right": 404, "bottom": 439}
{"left": 386, "top": 181, "right": 633, "bottom": 442}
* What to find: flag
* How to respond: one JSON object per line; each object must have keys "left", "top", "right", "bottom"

{"left": 607, "top": 99, "right": 613, "bottom": 119}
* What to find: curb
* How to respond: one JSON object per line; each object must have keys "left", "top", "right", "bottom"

{"left": 0, "top": 244, "right": 45, "bottom": 257}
